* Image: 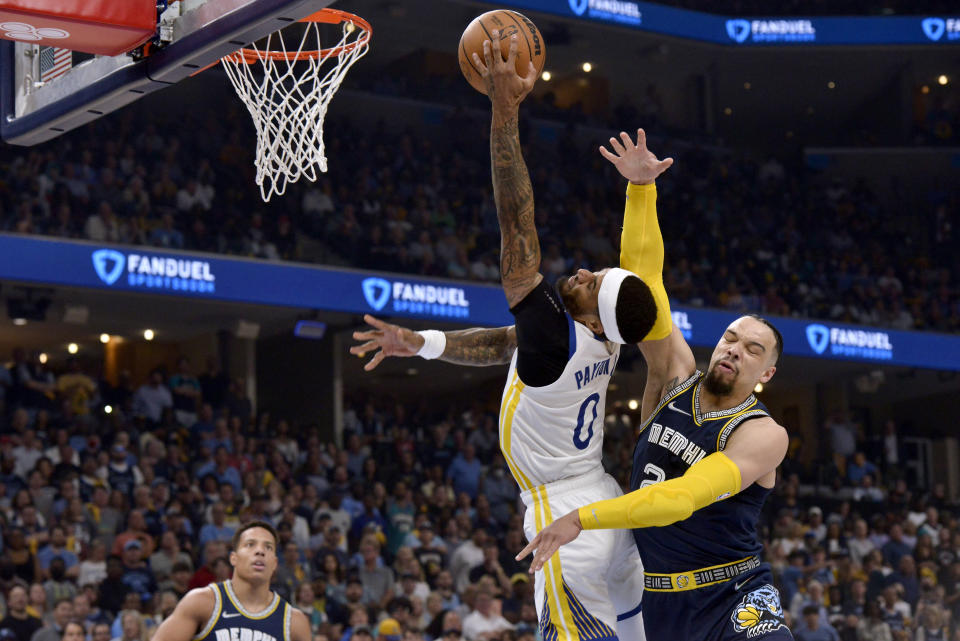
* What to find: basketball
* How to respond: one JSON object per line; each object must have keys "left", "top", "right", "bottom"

{"left": 458, "top": 10, "right": 546, "bottom": 95}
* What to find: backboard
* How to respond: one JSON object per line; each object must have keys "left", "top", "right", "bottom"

{"left": 0, "top": 0, "right": 332, "bottom": 146}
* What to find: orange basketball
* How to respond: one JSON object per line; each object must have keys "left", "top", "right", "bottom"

{"left": 458, "top": 10, "right": 546, "bottom": 95}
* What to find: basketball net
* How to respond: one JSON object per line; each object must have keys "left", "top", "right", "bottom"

{"left": 221, "top": 10, "right": 370, "bottom": 202}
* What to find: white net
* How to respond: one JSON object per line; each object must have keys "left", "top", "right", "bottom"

{"left": 221, "top": 12, "right": 370, "bottom": 202}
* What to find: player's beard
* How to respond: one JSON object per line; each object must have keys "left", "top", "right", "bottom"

{"left": 703, "top": 363, "right": 736, "bottom": 396}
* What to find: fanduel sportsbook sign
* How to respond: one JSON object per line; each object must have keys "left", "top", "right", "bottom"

{"left": 921, "top": 17, "right": 960, "bottom": 41}
{"left": 361, "top": 277, "right": 470, "bottom": 318}
{"left": 725, "top": 19, "right": 816, "bottom": 43}
{"left": 568, "top": 0, "right": 642, "bottom": 25}
{"left": 92, "top": 249, "right": 216, "bottom": 293}
{"left": 805, "top": 324, "right": 894, "bottom": 361}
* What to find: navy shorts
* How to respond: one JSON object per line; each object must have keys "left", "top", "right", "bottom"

{"left": 642, "top": 568, "right": 794, "bottom": 641}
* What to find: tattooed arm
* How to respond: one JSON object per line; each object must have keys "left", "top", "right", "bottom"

{"left": 472, "top": 31, "right": 541, "bottom": 308}
{"left": 351, "top": 315, "right": 516, "bottom": 370}
{"left": 442, "top": 326, "right": 517, "bottom": 366}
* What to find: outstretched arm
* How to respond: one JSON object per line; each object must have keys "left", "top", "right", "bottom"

{"left": 472, "top": 32, "right": 541, "bottom": 308}
{"left": 601, "top": 129, "right": 694, "bottom": 420}
{"left": 351, "top": 315, "right": 516, "bottom": 370}
{"left": 516, "top": 417, "right": 788, "bottom": 572}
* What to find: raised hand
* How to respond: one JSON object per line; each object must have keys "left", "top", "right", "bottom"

{"left": 472, "top": 30, "right": 538, "bottom": 112}
{"left": 350, "top": 314, "right": 424, "bottom": 371}
{"left": 599, "top": 128, "right": 674, "bottom": 185}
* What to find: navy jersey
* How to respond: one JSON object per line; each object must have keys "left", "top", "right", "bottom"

{"left": 195, "top": 581, "right": 291, "bottom": 641}
{"left": 630, "top": 371, "right": 772, "bottom": 574}
{"left": 108, "top": 464, "right": 136, "bottom": 497}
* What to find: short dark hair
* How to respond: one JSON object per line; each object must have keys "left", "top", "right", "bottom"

{"left": 614, "top": 276, "right": 658, "bottom": 344}
{"left": 231, "top": 520, "right": 279, "bottom": 551}
{"left": 63, "top": 621, "right": 85, "bottom": 636}
{"left": 746, "top": 314, "right": 784, "bottom": 365}
{"left": 802, "top": 605, "right": 819, "bottom": 616}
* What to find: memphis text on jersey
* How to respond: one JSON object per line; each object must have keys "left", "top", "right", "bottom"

{"left": 647, "top": 422, "right": 707, "bottom": 466}
{"left": 213, "top": 628, "right": 278, "bottom": 641}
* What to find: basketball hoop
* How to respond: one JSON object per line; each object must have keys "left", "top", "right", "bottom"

{"left": 220, "top": 8, "right": 371, "bottom": 202}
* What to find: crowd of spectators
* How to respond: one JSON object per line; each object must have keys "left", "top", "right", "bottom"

{"left": 0, "top": 85, "right": 956, "bottom": 334}
{"left": 0, "top": 344, "right": 958, "bottom": 641}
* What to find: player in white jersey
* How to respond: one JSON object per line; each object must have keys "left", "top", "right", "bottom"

{"left": 351, "top": 31, "right": 674, "bottom": 641}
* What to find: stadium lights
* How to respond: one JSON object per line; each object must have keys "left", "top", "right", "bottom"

{"left": 743, "top": 82, "right": 751, "bottom": 90}
{"left": 938, "top": 75, "right": 949, "bottom": 86}
{"left": 67, "top": 343, "right": 78, "bottom": 354}
{"left": 12, "top": 318, "right": 26, "bottom": 326}
{"left": 723, "top": 107, "right": 732, "bottom": 116}
{"left": 104, "top": 405, "right": 113, "bottom": 414}
{"left": 581, "top": 62, "right": 592, "bottom": 73}
{"left": 754, "top": 383, "right": 764, "bottom": 393}
{"left": 143, "top": 329, "right": 155, "bottom": 341}
{"left": 100, "top": 333, "right": 110, "bottom": 344}
{"left": 39, "top": 353, "right": 47, "bottom": 364}
{"left": 921, "top": 85, "right": 930, "bottom": 94}
{"left": 627, "top": 399, "right": 639, "bottom": 410}
{"left": 827, "top": 81, "right": 836, "bottom": 89}
{"left": 541, "top": 71, "right": 552, "bottom": 81}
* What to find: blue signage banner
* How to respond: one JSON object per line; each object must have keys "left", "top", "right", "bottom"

{"left": 0, "top": 235, "right": 513, "bottom": 327}
{"left": 488, "top": 1, "right": 960, "bottom": 46}
{"left": 1, "top": 235, "right": 958, "bottom": 370}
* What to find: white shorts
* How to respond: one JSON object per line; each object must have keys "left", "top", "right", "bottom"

{"left": 522, "top": 467, "right": 646, "bottom": 641}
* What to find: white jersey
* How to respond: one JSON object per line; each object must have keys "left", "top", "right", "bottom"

{"left": 499, "top": 316, "right": 620, "bottom": 491}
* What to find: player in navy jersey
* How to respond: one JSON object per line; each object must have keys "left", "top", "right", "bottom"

{"left": 518, "top": 147, "right": 793, "bottom": 639}
{"left": 152, "top": 521, "right": 311, "bottom": 641}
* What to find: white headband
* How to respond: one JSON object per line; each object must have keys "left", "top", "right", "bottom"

{"left": 597, "top": 267, "right": 636, "bottom": 344}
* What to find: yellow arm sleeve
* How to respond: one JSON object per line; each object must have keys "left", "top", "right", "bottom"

{"left": 578, "top": 452, "right": 742, "bottom": 530}
{"left": 619, "top": 182, "right": 672, "bottom": 341}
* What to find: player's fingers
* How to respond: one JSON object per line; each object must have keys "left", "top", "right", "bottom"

{"left": 636, "top": 128, "right": 647, "bottom": 149}
{"left": 523, "top": 60, "right": 538, "bottom": 85}
{"left": 506, "top": 34, "right": 519, "bottom": 66}
{"left": 598, "top": 145, "right": 619, "bottom": 163}
{"left": 532, "top": 540, "right": 557, "bottom": 573}
{"left": 349, "top": 340, "right": 380, "bottom": 355}
{"left": 659, "top": 157, "right": 674, "bottom": 171}
{"left": 609, "top": 136, "right": 626, "bottom": 156}
{"left": 478, "top": 40, "right": 493, "bottom": 73}
{"left": 619, "top": 131, "right": 633, "bottom": 150}
{"left": 489, "top": 30, "right": 503, "bottom": 65}
{"left": 516, "top": 535, "right": 538, "bottom": 562}
{"left": 363, "top": 314, "right": 391, "bottom": 330}
{"left": 364, "top": 351, "right": 386, "bottom": 371}
{"left": 471, "top": 50, "right": 489, "bottom": 76}
{"left": 352, "top": 328, "right": 382, "bottom": 340}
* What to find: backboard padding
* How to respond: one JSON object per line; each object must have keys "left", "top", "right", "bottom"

{"left": 1, "top": 0, "right": 332, "bottom": 145}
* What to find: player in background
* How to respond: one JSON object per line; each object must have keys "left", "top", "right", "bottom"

{"left": 352, "top": 30, "right": 675, "bottom": 641}
{"left": 151, "top": 522, "right": 311, "bottom": 641}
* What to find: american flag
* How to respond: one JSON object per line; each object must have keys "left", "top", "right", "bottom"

{"left": 39, "top": 46, "right": 71, "bottom": 83}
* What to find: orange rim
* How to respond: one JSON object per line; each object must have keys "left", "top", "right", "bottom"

{"left": 222, "top": 8, "right": 371, "bottom": 64}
